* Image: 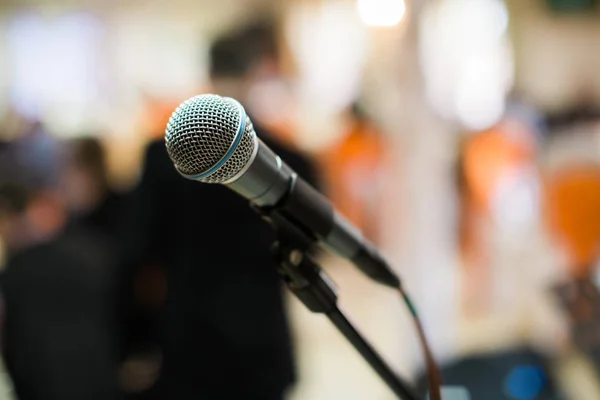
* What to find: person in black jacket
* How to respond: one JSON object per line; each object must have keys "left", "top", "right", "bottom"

{"left": 121, "top": 22, "right": 319, "bottom": 399}
{"left": 62, "top": 137, "right": 127, "bottom": 242}
{"left": 0, "top": 133, "right": 120, "bottom": 400}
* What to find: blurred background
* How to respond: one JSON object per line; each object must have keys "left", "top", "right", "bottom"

{"left": 1, "top": 0, "right": 600, "bottom": 399}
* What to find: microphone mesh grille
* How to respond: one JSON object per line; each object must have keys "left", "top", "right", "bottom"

{"left": 201, "top": 116, "right": 255, "bottom": 184}
{"left": 164, "top": 94, "right": 256, "bottom": 183}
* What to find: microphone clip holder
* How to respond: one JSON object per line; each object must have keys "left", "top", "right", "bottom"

{"left": 259, "top": 207, "right": 423, "bottom": 400}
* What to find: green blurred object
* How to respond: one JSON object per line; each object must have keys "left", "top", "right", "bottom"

{"left": 546, "top": 0, "right": 597, "bottom": 13}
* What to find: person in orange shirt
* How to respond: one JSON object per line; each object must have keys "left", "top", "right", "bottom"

{"left": 544, "top": 163, "right": 600, "bottom": 371}
{"left": 544, "top": 163, "right": 600, "bottom": 277}
{"left": 457, "top": 118, "right": 538, "bottom": 313}
{"left": 320, "top": 103, "right": 386, "bottom": 243}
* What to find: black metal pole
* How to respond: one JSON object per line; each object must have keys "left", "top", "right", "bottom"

{"left": 326, "top": 307, "right": 422, "bottom": 400}
{"left": 263, "top": 209, "right": 424, "bottom": 400}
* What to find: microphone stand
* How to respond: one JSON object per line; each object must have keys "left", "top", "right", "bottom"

{"left": 260, "top": 207, "right": 423, "bottom": 400}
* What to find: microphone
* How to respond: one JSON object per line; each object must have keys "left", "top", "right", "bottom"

{"left": 164, "top": 94, "right": 400, "bottom": 288}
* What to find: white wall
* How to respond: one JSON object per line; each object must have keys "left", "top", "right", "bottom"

{"left": 510, "top": 0, "right": 600, "bottom": 111}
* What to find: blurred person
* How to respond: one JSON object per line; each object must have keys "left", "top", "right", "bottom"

{"left": 121, "top": 22, "right": 319, "bottom": 400}
{"left": 319, "top": 102, "right": 386, "bottom": 243}
{"left": 225, "top": 21, "right": 295, "bottom": 142}
{"left": 60, "top": 137, "right": 158, "bottom": 398}
{"left": 457, "top": 117, "right": 538, "bottom": 315}
{"left": 545, "top": 163, "right": 600, "bottom": 276}
{"left": 448, "top": 112, "right": 570, "bottom": 398}
{"left": 0, "top": 134, "right": 120, "bottom": 400}
{"left": 545, "top": 164, "right": 600, "bottom": 372}
{"left": 62, "top": 136, "right": 127, "bottom": 241}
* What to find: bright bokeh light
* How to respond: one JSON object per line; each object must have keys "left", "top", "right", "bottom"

{"left": 357, "top": 0, "right": 406, "bottom": 27}
{"left": 6, "top": 11, "right": 104, "bottom": 131}
{"left": 455, "top": 54, "right": 508, "bottom": 130}
{"left": 419, "top": 0, "right": 513, "bottom": 130}
{"left": 287, "top": 1, "right": 368, "bottom": 149}
{"left": 287, "top": 1, "right": 368, "bottom": 113}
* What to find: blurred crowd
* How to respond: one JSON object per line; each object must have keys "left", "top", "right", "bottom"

{"left": 0, "top": 14, "right": 393, "bottom": 398}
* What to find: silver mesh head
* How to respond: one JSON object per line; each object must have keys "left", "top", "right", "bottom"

{"left": 164, "top": 94, "right": 257, "bottom": 183}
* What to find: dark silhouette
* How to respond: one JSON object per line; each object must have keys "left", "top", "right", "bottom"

{"left": 62, "top": 137, "right": 127, "bottom": 241}
{"left": 0, "top": 133, "right": 120, "bottom": 400}
{"left": 121, "top": 22, "right": 319, "bottom": 399}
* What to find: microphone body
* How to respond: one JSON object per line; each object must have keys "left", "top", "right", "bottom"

{"left": 165, "top": 94, "right": 400, "bottom": 288}
{"left": 228, "top": 140, "right": 400, "bottom": 288}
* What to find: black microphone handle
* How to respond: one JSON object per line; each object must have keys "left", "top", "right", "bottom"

{"left": 280, "top": 175, "right": 401, "bottom": 289}
{"left": 226, "top": 140, "right": 401, "bottom": 289}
